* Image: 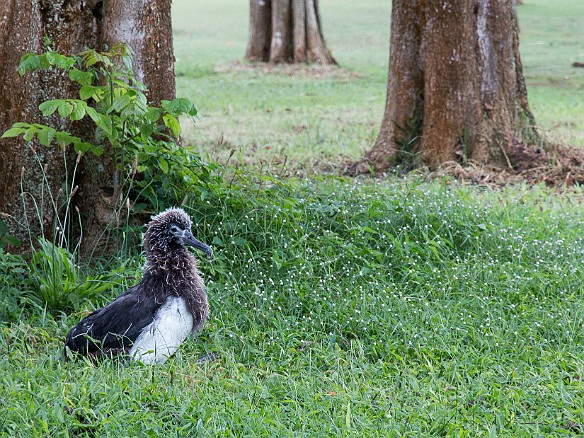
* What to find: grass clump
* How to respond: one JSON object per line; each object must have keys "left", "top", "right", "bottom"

{"left": 29, "top": 238, "right": 119, "bottom": 312}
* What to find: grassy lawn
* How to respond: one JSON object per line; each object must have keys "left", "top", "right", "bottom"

{"left": 3, "top": 180, "right": 584, "bottom": 436}
{"left": 2, "top": 0, "right": 584, "bottom": 436}
{"left": 173, "top": 0, "right": 390, "bottom": 169}
{"left": 173, "top": 0, "right": 584, "bottom": 169}
{"left": 519, "top": 1, "right": 584, "bottom": 147}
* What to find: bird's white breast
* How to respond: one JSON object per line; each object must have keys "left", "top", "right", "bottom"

{"left": 130, "top": 296, "right": 193, "bottom": 364}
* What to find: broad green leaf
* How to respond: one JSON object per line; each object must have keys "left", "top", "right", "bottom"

{"left": 23, "top": 126, "right": 38, "bottom": 141}
{"left": 69, "top": 68, "right": 94, "bottom": 86}
{"left": 37, "top": 127, "right": 57, "bottom": 146}
{"left": 70, "top": 102, "right": 87, "bottom": 121}
{"left": 110, "top": 42, "right": 132, "bottom": 56}
{"left": 162, "top": 98, "right": 198, "bottom": 117}
{"left": 112, "top": 79, "right": 131, "bottom": 90}
{"left": 158, "top": 157, "right": 169, "bottom": 174}
{"left": 91, "top": 112, "right": 113, "bottom": 136}
{"left": 57, "top": 101, "right": 73, "bottom": 118}
{"left": 163, "top": 114, "right": 181, "bottom": 138}
{"left": 99, "top": 115, "right": 114, "bottom": 136}
{"left": 82, "top": 51, "right": 99, "bottom": 67}
{"left": 109, "top": 93, "right": 132, "bottom": 114}
{"left": 94, "top": 51, "right": 113, "bottom": 67}
{"left": 73, "top": 141, "right": 92, "bottom": 154}
{"left": 132, "top": 78, "right": 147, "bottom": 91}
{"left": 80, "top": 50, "right": 110, "bottom": 68}
{"left": 122, "top": 55, "right": 133, "bottom": 73}
{"left": 39, "top": 100, "right": 61, "bottom": 116}
{"left": 89, "top": 87, "right": 105, "bottom": 102}
{"left": 55, "top": 131, "right": 76, "bottom": 146}
{"left": 102, "top": 121, "right": 117, "bottom": 141}
{"left": 187, "top": 105, "right": 199, "bottom": 118}
{"left": 0, "top": 235, "right": 21, "bottom": 247}
{"left": 85, "top": 106, "right": 100, "bottom": 124}
{"left": 1, "top": 127, "right": 27, "bottom": 138}
{"left": 145, "top": 107, "right": 164, "bottom": 123}
{"left": 134, "top": 92, "right": 148, "bottom": 113}
{"left": 140, "top": 123, "right": 153, "bottom": 142}
{"left": 79, "top": 85, "right": 99, "bottom": 100}
{"left": 144, "top": 143, "right": 159, "bottom": 154}
{"left": 46, "top": 52, "right": 76, "bottom": 70}
{"left": 122, "top": 96, "right": 145, "bottom": 118}
{"left": 92, "top": 145, "right": 104, "bottom": 156}
{"left": 18, "top": 53, "right": 42, "bottom": 76}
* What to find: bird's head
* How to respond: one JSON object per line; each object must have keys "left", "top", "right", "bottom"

{"left": 144, "top": 207, "right": 213, "bottom": 258}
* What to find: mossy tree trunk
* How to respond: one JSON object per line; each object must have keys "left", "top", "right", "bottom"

{"left": 0, "top": 0, "right": 175, "bottom": 255}
{"left": 360, "top": 0, "right": 538, "bottom": 173}
{"left": 245, "top": 0, "right": 336, "bottom": 65}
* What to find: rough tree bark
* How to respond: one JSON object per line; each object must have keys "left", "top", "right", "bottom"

{"left": 0, "top": 0, "right": 175, "bottom": 255}
{"left": 360, "top": 0, "right": 538, "bottom": 172}
{"left": 245, "top": 0, "right": 336, "bottom": 64}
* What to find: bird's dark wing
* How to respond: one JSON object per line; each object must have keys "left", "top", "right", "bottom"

{"left": 64, "top": 285, "right": 163, "bottom": 355}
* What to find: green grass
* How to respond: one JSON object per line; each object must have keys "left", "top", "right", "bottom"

{"left": 518, "top": 1, "right": 584, "bottom": 147}
{"left": 2, "top": 178, "right": 584, "bottom": 436}
{"left": 173, "top": 0, "right": 389, "bottom": 169}
{"left": 2, "top": 1, "right": 584, "bottom": 436}
{"left": 173, "top": 0, "right": 584, "bottom": 169}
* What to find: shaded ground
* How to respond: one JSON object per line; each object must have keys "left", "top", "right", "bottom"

{"left": 441, "top": 142, "right": 584, "bottom": 188}
{"left": 216, "top": 61, "right": 362, "bottom": 80}
{"left": 347, "top": 141, "right": 584, "bottom": 188}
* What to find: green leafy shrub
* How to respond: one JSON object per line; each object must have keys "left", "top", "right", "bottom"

{"left": 0, "top": 220, "right": 21, "bottom": 249}
{"left": 0, "top": 249, "right": 33, "bottom": 323}
{"left": 1, "top": 43, "right": 219, "bottom": 212}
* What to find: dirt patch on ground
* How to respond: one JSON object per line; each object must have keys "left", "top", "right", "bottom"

{"left": 441, "top": 142, "right": 584, "bottom": 188}
{"left": 346, "top": 141, "right": 584, "bottom": 189}
{"left": 215, "top": 61, "right": 361, "bottom": 80}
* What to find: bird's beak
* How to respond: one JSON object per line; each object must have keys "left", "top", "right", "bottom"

{"left": 182, "top": 231, "right": 213, "bottom": 258}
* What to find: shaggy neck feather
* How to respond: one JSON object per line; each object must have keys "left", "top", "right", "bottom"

{"left": 141, "top": 244, "right": 208, "bottom": 330}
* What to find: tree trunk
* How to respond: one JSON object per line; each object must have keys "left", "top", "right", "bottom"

{"left": 245, "top": 0, "right": 336, "bottom": 65}
{"left": 79, "top": 0, "right": 176, "bottom": 256}
{"left": 245, "top": 0, "right": 272, "bottom": 62}
{"left": 270, "top": 0, "right": 292, "bottom": 64}
{"left": 361, "top": 0, "right": 538, "bottom": 172}
{"left": 0, "top": 0, "right": 175, "bottom": 256}
{"left": 101, "top": 0, "right": 175, "bottom": 105}
{"left": 292, "top": 0, "right": 306, "bottom": 63}
{"left": 0, "top": 0, "right": 99, "bottom": 250}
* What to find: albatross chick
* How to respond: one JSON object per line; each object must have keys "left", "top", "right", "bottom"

{"left": 64, "top": 207, "right": 212, "bottom": 364}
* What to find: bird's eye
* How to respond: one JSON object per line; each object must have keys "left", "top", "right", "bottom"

{"left": 169, "top": 224, "right": 181, "bottom": 234}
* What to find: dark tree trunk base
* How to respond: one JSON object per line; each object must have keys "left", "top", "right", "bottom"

{"left": 245, "top": 0, "right": 336, "bottom": 65}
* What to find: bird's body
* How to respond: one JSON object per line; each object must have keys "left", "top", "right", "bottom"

{"left": 130, "top": 295, "right": 193, "bottom": 364}
{"left": 64, "top": 207, "right": 212, "bottom": 364}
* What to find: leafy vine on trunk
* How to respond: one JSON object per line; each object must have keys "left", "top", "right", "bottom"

{"left": 2, "top": 44, "right": 218, "bottom": 251}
